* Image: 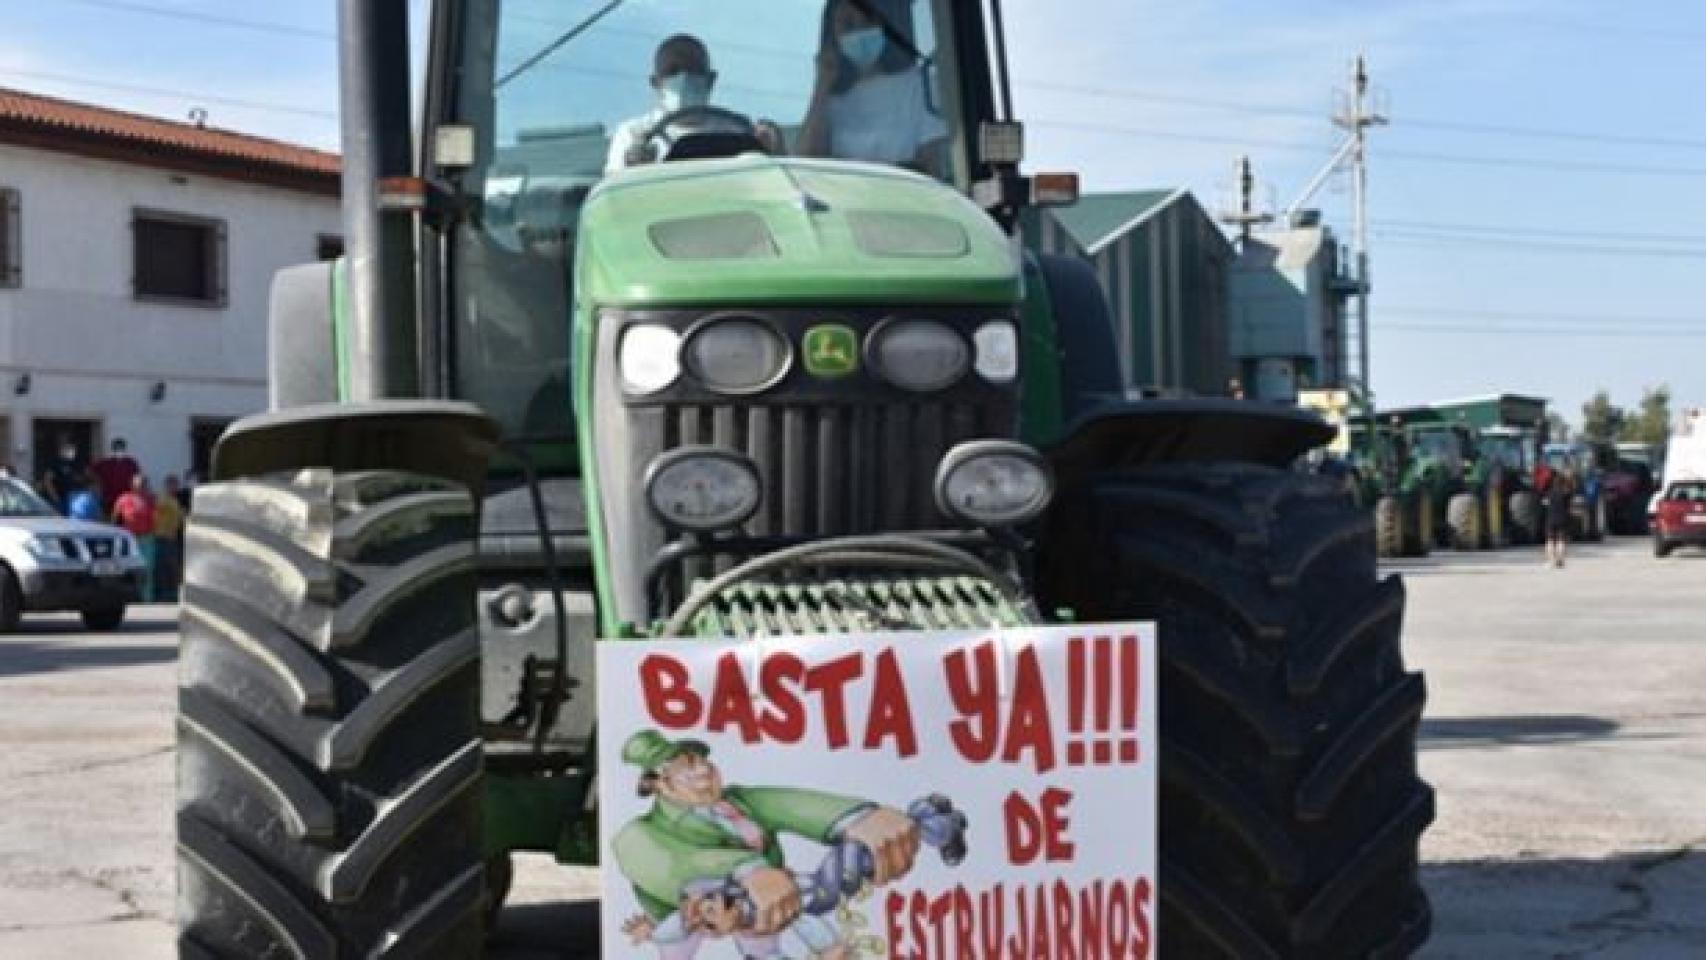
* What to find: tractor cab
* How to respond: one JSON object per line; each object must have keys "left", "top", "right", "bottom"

{"left": 439, "top": 0, "right": 1017, "bottom": 445}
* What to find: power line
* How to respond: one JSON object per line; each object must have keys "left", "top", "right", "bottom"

{"left": 1376, "top": 231, "right": 1706, "bottom": 258}
{"left": 1017, "top": 78, "right": 1706, "bottom": 152}
{"left": 58, "top": 0, "right": 333, "bottom": 41}
{"left": 1374, "top": 218, "right": 1706, "bottom": 245}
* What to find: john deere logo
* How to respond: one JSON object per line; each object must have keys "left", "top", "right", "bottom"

{"left": 803, "top": 324, "right": 859, "bottom": 378}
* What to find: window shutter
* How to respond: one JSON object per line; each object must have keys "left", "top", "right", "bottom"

{"left": 0, "top": 188, "right": 19, "bottom": 289}
{"left": 213, "top": 219, "right": 229, "bottom": 307}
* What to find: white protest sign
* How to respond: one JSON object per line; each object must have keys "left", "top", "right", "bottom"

{"left": 597, "top": 625, "right": 1157, "bottom": 959}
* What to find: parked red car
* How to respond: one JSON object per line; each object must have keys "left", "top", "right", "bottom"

{"left": 1653, "top": 481, "right": 1706, "bottom": 557}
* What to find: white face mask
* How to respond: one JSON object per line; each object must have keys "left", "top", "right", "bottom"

{"left": 657, "top": 72, "right": 712, "bottom": 114}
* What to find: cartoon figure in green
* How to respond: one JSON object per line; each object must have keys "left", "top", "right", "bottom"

{"left": 612, "top": 729, "right": 925, "bottom": 959}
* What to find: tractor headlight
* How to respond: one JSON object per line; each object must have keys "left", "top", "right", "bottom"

{"left": 619, "top": 324, "right": 683, "bottom": 395}
{"left": 973, "top": 321, "right": 1019, "bottom": 383}
{"left": 935, "top": 441, "right": 1053, "bottom": 527}
{"left": 870, "top": 320, "right": 969, "bottom": 392}
{"left": 682, "top": 317, "right": 791, "bottom": 394}
{"left": 646, "top": 448, "right": 762, "bottom": 532}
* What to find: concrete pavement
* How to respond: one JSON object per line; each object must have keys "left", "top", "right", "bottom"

{"left": 1, "top": 540, "right": 1703, "bottom": 956}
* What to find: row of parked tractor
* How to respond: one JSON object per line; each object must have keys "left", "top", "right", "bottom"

{"left": 1306, "top": 393, "right": 1662, "bottom": 559}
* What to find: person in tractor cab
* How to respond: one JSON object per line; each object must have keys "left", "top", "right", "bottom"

{"left": 799, "top": 0, "right": 948, "bottom": 172}
{"left": 606, "top": 35, "right": 785, "bottom": 174}
{"left": 606, "top": 35, "right": 720, "bottom": 174}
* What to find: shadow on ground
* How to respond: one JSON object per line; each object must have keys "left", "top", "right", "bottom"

{"left": 1420, "top": 714, "right": 1623, "bottom": 750}
{"left": 0, "top": 638, "right": 176, "bottom": 677}
{"left": 1421, "top": 846, "right": 1706, "bottom": 959}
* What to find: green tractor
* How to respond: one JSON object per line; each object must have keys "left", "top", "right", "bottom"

{"left": 1480, "top": 425, "right": 1540, "bottom": 544}
{"left": 173, "top": 1, "right": 1432, "bottom": 957}
{"left": 1349, "top": 421, "right": 1431, "bottom": 558}
{"left": 1400, "top": 420, "right": 1502, "bottom": 552}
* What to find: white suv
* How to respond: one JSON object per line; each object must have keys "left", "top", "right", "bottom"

{"left": 0, "top": 477, "right": 146, "bottom": 630}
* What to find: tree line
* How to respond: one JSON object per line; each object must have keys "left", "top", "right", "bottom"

{"left": 1578, "top": 386, "right": 1673, "bottom": 445}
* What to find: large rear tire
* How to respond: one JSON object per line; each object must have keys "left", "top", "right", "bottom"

{"left": 175, "top": 469, "right": 486, "bottom": 958}
{"left": 1040, "top": 463, "right": 1433, "bottom": 958}
{"left": 1404, "top": 494, "right": 1433, "bottom": 558}
{"left": 1508, "top": 491, "right": 1539, "bottom": 545}
{"left": 1374, "top": 496, "right": 1404, "bottom": 558}
{"left": 1446, "top": 493, "right": 1481, "bottom": 551}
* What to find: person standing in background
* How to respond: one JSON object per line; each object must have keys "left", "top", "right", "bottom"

{"left": 112, "top": 474, "right": 158, "bottom": 602}
{"left": 154, "top": 475, "right": 185, "bottom": 602}
{"left": 91, "top": 438, "right": 140, "bottom": 516}
{"left": 1544, "top": 470, "right": 1574, "bottom": 569}
{"left": 42, "top": 435, "right": 84, "bottom": 513}
{"left": 67, "top": 469, "right": 104, "bottom": 522}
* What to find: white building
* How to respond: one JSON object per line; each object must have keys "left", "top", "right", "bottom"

{"left": 0, "top": 87, "right": 341, "bottom": 487}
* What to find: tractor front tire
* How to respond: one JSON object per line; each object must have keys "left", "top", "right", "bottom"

{"left": 1508, "top": 491, "right": 1539, "bottom": 545}
{"left": 1404, "top": 494, "right": 1433, "bottom": 558}
{"left": 175, "top": 469, "right": 486, "bottom": 958}
{"left": 1446, "top": 493, "right": 1482, "bottom": 551}
{"left": 1374, "top": 496, "right": 1404, "bottom": 558}
{"left": 1040, "top": 463, "right": 1433, "bottom": 959}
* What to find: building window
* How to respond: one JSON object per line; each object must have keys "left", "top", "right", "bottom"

{"left": 316, "top": 234, "right": 345, "bottom": 261}
{"left": 134, "top": 209, "right": 227, "bottom": 306}
{"left": 0, "top": 188, "right": 19, "bottom": 289}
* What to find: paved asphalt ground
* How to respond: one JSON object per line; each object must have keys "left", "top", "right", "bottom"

{"left": 2, "top": 538, "right": 1702, "bottom": 957}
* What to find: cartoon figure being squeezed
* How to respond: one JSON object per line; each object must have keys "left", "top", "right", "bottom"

{"left": 613, "top": 730, "right": 969, "bottom": 959}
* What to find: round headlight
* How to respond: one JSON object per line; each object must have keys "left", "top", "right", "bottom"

{"left": 973, "top": 321, "right": 1019, "bottom": 383}
{"left": 620, "top": 324, "right": 682, "bottom": 395}
{"left": 682, "top": 318, "right": 791, "bottom": 394}
{"left": 935, "top": 441, "right": 1054, "bottom": 527}
{"left": 646, "top": 448, "right": 762, "bottom": 532}
{"left": 870, "top": 320, "right": 969, "bottom": 392}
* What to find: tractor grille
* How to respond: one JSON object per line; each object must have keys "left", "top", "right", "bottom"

{"left": 695, "top": 575, "right": 1028, "bottom": 638}
{"left": 83, "top": 536, "right": 115, "bottom": 559}
{"left": 666, "top": 400, "right": 1007, "bottom": 538}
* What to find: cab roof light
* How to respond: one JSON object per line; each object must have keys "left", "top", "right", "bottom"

{"left": 979, "top": 121, "right": 1026, "bottom": 166}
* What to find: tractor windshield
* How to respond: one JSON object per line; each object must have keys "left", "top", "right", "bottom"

{"left": 445, "top": 0, "right": 968, "bottom": 442}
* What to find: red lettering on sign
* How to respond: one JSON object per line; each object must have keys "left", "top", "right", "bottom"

{"left": 1003, "top": 788, "right": 1075, "bottom": 864}
{"left": 945, "top": 641, "right": 1057, "bottom": 772}
{"left": 804, "top": 653, "right": 863, "bottom": 749}
{"left": 1131, "top": 877, "right": 1153, "bottom": 960}
{"left": 638, "top": 654, "right": 699, "bottom": 728}
{"left": 757, "top": 653, "right": 806, "bottom": 742}
{"left": 705, "top": 653, "right": 761, "bottom": 742}
{"left": 864, "top": 649, "right": 919, "bottom": 757}
{"left": 945, "top": 641, "right": 999, "bottom": 762}
{"left": 1006, "top": 646, "right": 1057, "bottom": 773}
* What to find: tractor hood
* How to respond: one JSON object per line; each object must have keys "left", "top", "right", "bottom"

{"left": 577, "top": 155, "right": 1020, "bottom": 307}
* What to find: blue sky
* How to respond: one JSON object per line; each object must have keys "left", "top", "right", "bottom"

{"left": 3, "top": 0, "right": 1703, "bottom": 426}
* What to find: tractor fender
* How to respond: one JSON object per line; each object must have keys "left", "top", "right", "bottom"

{"left": 213, "top": 401, "right": 499, "bottom": 495}
{"left": 1045, "top": 398, "right": 1334, "bottom": 492}
{"left": 1032, "top": 253, "right": 1125, "bottom": 425}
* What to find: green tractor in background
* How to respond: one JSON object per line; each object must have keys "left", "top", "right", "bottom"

{"left": 1349, "top": 420, "right": 1432, "bottom": 558}
{"left": 1406, "top": 422, "right": 1504, "bottom": 551}
{"left": 1480, "top": 425, "right": 1541, "bottom": 544}
{"left": 1383, "top": 405, "right": 1505, "bottom": 552}
{"left": 172, "top": 1, "right": 1432, "bottom": 957}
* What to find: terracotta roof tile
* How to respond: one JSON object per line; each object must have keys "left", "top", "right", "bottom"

{"left": 0, "top": 85, "right": 339, "bottom": 180}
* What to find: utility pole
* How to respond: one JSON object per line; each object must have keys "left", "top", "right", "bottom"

{"left": 1218, "top": 155, "right": 1274, "bottom": 248}
{"left": 1334, "top": 55, "right": 1387, "bottom": 411}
